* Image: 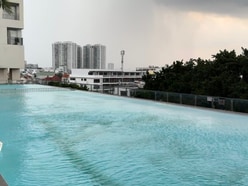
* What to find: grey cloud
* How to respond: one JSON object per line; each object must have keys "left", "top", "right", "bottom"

{"left": 155, "top": 0, "right": 248, "bottom": 17}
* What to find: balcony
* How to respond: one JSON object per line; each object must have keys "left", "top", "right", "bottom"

{"left": 3, "top": 12, "right": 19, "bottom": 20}
{"left": 2, "top": 3, "right": 19, "bottom": 20}
{"left": 8, "top": 37, "right": 23, "bottom": 45}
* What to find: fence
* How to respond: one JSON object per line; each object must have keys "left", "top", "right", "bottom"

{"left": 2, "top": 82, "right": 247, "bottom": 113}
{"left": 56, "top": 83, "right": 248, "bottom": 114}
{"left": 0, "top": 87, "right": 69, "bottom": 94}
{"left": 0, "top": 80, "right": 25, "bottom": 84}
{"left": 78, "top": 84, "right": 248, "bottom": 113}
{"left": 130, "top": 89, "right": 248, "bottom": 113}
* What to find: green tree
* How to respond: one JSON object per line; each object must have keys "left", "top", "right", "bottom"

{"left": 142, "top": 48, "right": 248, "bottom": 99}
{"left": 0, "top": 0, "right": 12, "bottom": 13}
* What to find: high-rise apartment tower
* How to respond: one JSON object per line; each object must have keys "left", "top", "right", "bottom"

{"left": 52, "top": 42, "right": 82, "bottom": 73}
{"left": 83, "top": 44, "right": 106, "bottom": 69}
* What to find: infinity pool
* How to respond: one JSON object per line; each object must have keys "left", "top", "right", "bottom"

{"left": 0, "top": 85, "right": 248, "bottom": 186}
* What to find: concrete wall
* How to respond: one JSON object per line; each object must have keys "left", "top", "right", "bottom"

{"left": 10, "top": 68, "right": 20, "bottom": 82}
{"left": 0, "top": 68, "right": 8, "bottom": 83}
{"left": 0, "top": 45, "right": 24, "bottom": 68}
{"left": 0, "top": 0, "right": 24, "bottom": 83}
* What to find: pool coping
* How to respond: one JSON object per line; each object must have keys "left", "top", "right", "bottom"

{"left": 0, "top": 175, "right": 8, "bottom": 186}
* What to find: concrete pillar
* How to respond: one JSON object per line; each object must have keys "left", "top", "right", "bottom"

{"left": 9, "top": 68, "right": 21, "bottom": 83}
{"left": 0, "top": 68, "right": 8, "bottom": 84}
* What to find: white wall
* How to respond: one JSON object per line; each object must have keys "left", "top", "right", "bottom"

{"left": 0, "top": 45, "right": 24, "bottom": 68}
{"left": 0, "top": 0, "right": 24, "bottom": 82}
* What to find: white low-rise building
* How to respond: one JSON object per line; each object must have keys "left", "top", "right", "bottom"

{"left": 69, "top": 69, "right": 143, "bottom": 93}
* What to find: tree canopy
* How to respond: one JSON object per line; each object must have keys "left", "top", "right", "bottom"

{"left": 0, "top": 0, "right": 11, "bottom": 13}
{"left": 142, "top": 48, "right": 248, "bottom": 99}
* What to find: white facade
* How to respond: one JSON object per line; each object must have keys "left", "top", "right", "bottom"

{"left": 52, "top": 41, "right": 82, "bottom": 73}
{"left": 69, "top": 69, "right": 142, "bottom": 92}
{"left": 0, "top": 0, "right": 24, "bottom": 83}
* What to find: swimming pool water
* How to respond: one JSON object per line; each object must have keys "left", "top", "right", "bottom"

{"left": 0, "top": 85, "right": 248, "bottom": 185}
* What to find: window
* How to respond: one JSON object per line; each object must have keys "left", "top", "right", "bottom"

{"left": 120, "top": 91, "right": 127, "bottom": 96}
{"left": 2, "top": 3, "right": 19, "bottom": 20}
{"left": 70, "top": 78, "right": 75, "bottom": 80}
{"left": 94, "top": 85, "right": 100, "bottom": 89}
{"left": 94, "top": 79, "right": 100, "bottom": 83}
{"left": 7, "top": 28, "right": 23, "bottom": 45}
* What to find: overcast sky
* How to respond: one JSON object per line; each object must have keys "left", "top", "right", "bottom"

{"left": 23, "top": 0, "right": 248, "bottom": 70}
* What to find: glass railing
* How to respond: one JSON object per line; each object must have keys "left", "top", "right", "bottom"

{"left": 130, "top": 89, "right": 248, "bottom": 113}
{"left": 3, "top": 13, "right": 19, "bottom": 20}
{"left": 2, "top": 5, "right": 19, "bottom": 20}
{"left": 7, "top": 37, "right": 23, "bottom": 45}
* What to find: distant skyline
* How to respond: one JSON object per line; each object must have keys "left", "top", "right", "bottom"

{"left": 23, "top": 0, "right": 248, "bottom": 70}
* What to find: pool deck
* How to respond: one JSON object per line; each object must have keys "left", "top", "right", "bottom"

{"left": 0, "top": 175, "right": 8, "bottom": 186}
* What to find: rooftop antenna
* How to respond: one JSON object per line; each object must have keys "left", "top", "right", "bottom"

{"left": 120, "top": 50, "right": 125, "bottom": 86}
{"left": 120, "top": 50, "right": 125, "bottom": 72}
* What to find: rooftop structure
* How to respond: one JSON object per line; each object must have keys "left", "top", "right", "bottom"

{"left": 69, "top": 68, "right": 142, "bottom": 92}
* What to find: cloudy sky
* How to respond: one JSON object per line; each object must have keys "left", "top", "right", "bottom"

{"left": 23, "top": 0, "right": 248, "bottom": 70}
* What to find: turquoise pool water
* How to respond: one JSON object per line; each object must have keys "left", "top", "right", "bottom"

{"left": 0, "top": 85, "right": 248, "bottom": 186}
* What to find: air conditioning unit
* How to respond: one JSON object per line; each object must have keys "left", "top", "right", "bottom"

{"left": 15, "top": 37, "right": 20, "bottom": 44}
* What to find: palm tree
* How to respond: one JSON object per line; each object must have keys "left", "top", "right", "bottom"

{"left": 0, "top": 0, "right": 12, "bottom": 13}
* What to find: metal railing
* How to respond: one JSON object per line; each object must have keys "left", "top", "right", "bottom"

{"left": 56, "top": 83, "right": 248, "bottom": 113}
{"left": 130, "top": 89, "right": 248, "bottom": 113}
{"left": 0, "top": 80, "right": 25, "bottom": 84}
{"left": 8, "top": 82, "right": 247, "bottom": 113}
